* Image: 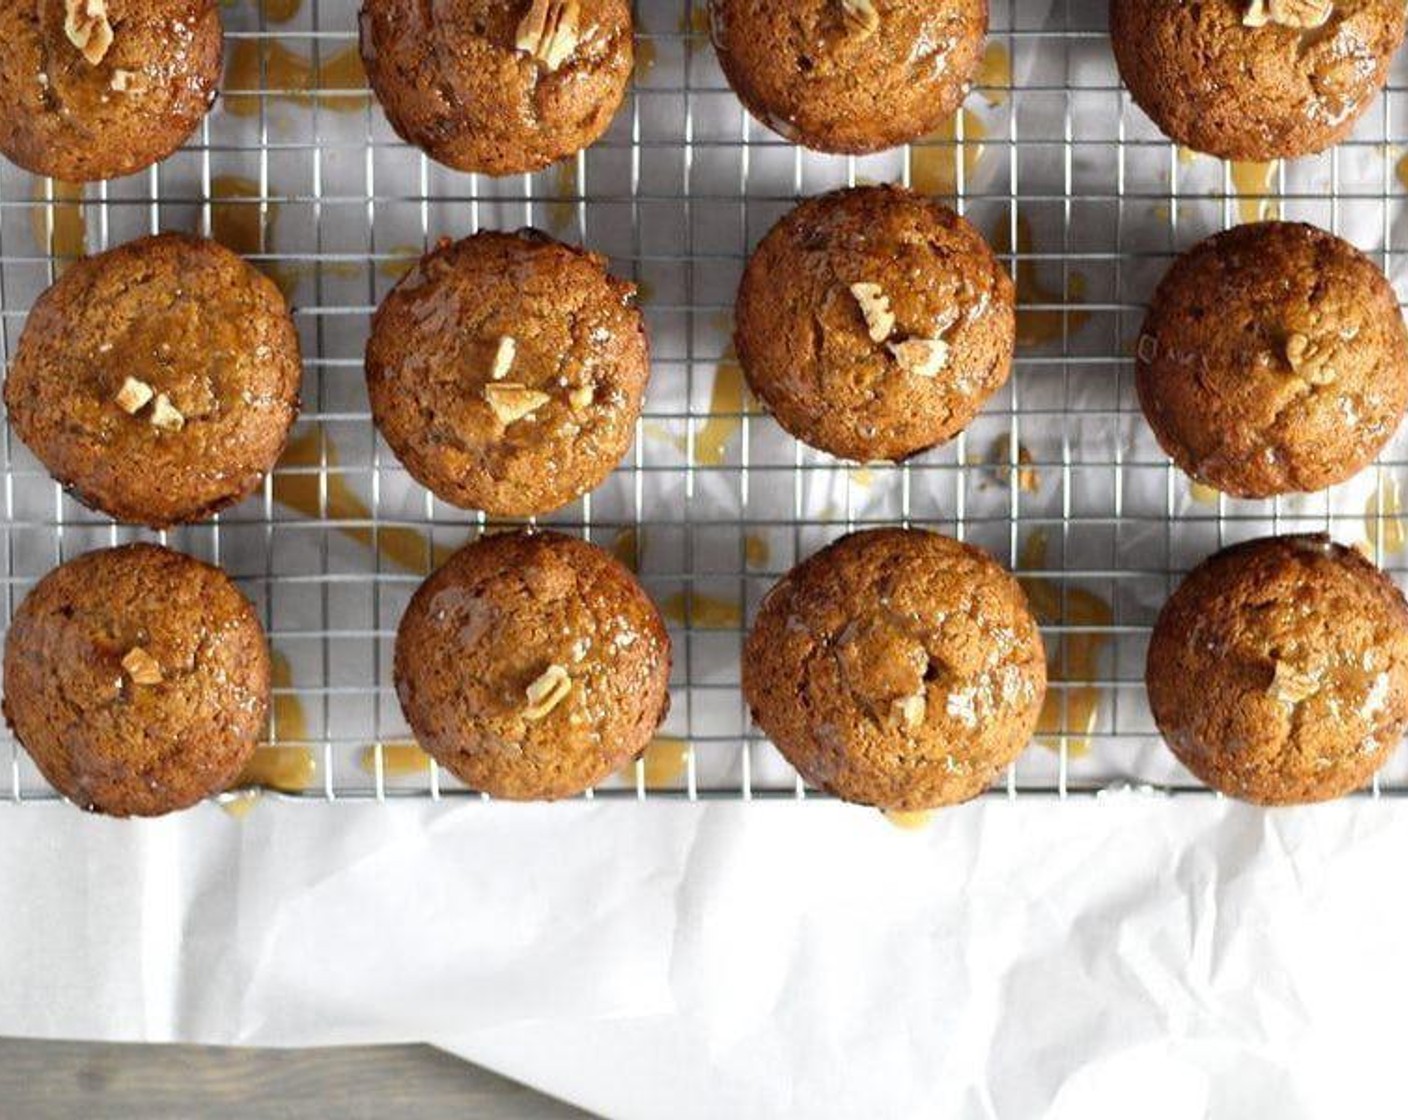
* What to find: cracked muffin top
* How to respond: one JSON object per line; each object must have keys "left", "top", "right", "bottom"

{"left": 1135, "top": 222, "right": 1408, "bottom": 498}
{"left": 1147, "top": 534, "right": 1408, "bottom": 804}
{"left": 0, "top": 0, "right": 223, "bottom": 181}
{"left": 1111, "top": 0, "right": 1405, "bottom": 160}
{"left": 3, "top": 543, "right": 271, "bottom": 817}
{"left": 742, "top": 527, "right": 1047, "bottom": 811}
{"left": 708, "top": 0, "right": 988, "bottom": 154}
{"left": 734, "top": 185, "right": 1015, "bottom": 463}
{"left": 394, "top": 530, "right": 671, "bottom": 800}
{"left": 359, "top": 0, "right": 634, "bottom": 175}
{"left": 5, "top": 232, "right": 302, "bottom": 527}
{"left": 366, "top": 229, "right": 650, "bottom": 517}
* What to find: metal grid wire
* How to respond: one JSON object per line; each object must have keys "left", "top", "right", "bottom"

{"left": 5, "top": 0, "right": 1408, "bottom": 804}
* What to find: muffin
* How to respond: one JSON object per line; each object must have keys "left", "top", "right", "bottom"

{"left": 359, "top": 0, "right": 633, "bottom": 176}
{"left": 366, "top": 230, "right": 649, "bottom": 516}
{"left": 5, "top": 232, "right": 302, "bottom": 527}
{"left": 735, "top": 185, "right": 1015, "bottom": 462}
{"left": 394, "top": 530, "right": 672, "bottom": 800}
{"left": 3, "top": 543, "right": 271, "bottom": 817}
{"left": 1146, "top": 534, "right": 1408, "bottom": 804}
{"left": 0, "top": 0, "right": 223, "bottom": 182}
{"left": 742, "top": 528, "right": 1047, "bottom": 810}
{"left": 708, "top": 0, "right": 988, "bottom": 154}
{"left": 1110, "top": 0, "right": 1405, "bottom": 161}
{"left": 1136, "top": 222, "right": 1408, "bottom": 498}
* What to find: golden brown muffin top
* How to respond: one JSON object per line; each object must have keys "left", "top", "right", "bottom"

{"left": 394, "top": 530, "right": 671, "bottom": 800}
{"left": 1111, "top": 0, "right": 1405, "bottom": 160}
{"left": 5, "top": 232, "right": 302, "bottom": 527}
{"left": 1136, "top": 222, "right": 1408, "bottom": 498}
{"left": 1147, "top": 534, "right": 1408, "bottom": 804}
{"left": 3, "top": 543, "right": 270, "bottom": 817}
{"left": 359, "top": 0, "right": 634, "bottom": 175}
{"left": 709, "top": 0, "right": 988, "bottom": 154}
{"left": 366, "top": 230, "right": 649, "bottom": 517}
{"left": 735, "top": 185, "right": 1015, "bottom": 462}
{"left": 0, "top": 0, "right": 223, "bottom": 181}
{"left": 743, "top": 527, "right": 1046, "bottom": 811}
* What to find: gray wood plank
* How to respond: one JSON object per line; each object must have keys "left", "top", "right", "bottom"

{"left": 0, "top": 1039, "right": 596, "bottom": 1120}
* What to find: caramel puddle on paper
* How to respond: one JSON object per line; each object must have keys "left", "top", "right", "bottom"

{"left": 883, "top": 809, "right": 935, "bottom": 831}
{"left": 909, "top": 43, "right": 1009, "bottom": 196}
{"left": 208, "top": 174, "right": 307, "bottom": 299}
{"left": 225, "top": 41, "right": 369, "bottom": 118}
{"left": 694, "top": 312, "right": 756, "bottom": 466}
{"left": 620, "top": 736, "right": 691, "bottom": 788}
{"left": 359, "top": 741, "right": 432, "bottom": 777}
{"left": 1190, "top": 481, "right": 1221, "bottom": 506}
{"left": 546, "top": 160, "right": 578, "bottom": 235}
{"left": 662, "top": 591, "right": 742, "bottom": 628}
{"left": 379, "top": 244, "right": 423, "bottom": 280}
{"left": 30, "top": 180, "right": 86, "bottom": 275}
{"left": 1230, "top": 160, "right": 1281, "bottom": 224}
{"left": 276, "top": 429, "right": 457, "bottom": 574}
{"left": 226, "top": 652, "right": 317, "bottom": 814}
{"left": 744, "top": 532, "right": 769, "bottom": 568}
{"left": 634, "top": 36, "right": 658, "bottom": 79}
{"left": 1397, "top": 152, "right": 1408, "bottom": 191}
{"left": 611, "top": 526, "right": 641, "bottom": 571}
{"left": 993, "top": 214, "right": 1091, "bottom": 349}
{"left": 1365, "top": 476, "right": 1407, "bottom": 555}
{"left": 679, "top": 3, "right": 709, "bottom": 37}
{"left": 1017, "top": 529, "right": 1113, "bottom": 758}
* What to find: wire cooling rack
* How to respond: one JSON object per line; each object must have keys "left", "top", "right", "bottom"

{"left": 5, "top": 0, "right": 1408, "bottom": 806}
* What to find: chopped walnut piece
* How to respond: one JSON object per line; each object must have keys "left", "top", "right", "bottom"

{"left": 897, "top": 690, "right": 926, "bottom": 730}
{"left": 484, "top": 382, "right": 550, "bottom": 425}
{"left": 1244, "top": 0, "right": 1332, "bottom": 28}
{"left": 887, "top": 337, "right": 949, "bottom": 377}
{"left": 64, "top": 0, "right": 114, "bottom": 65}
{"left": 989, "top": 433, "right": 1039, "bottom": 493}
{"left": 523, "top": 664, "right": 572, "bottom": 719}
{"left": 114, "top": 377, "right": 155, "bottom": 415}
{"left": 490, "top": 335, "right": 517, "bottom": 381}
{"left": 150, "top": 394, "right": 185, "bottom": 432}
{"left": 568, "top": 383, "right": 595, "bottom": 411}
{"left": 1268, "top": 660, "right": 1321, "bottom": 704}
{"left": 515, "top": 0, "right": 581, "bottom": 72}
{"left": 121, "top": 646, "right": 163, "bottom": 686}
{"left": 849, "top": 282, "right": 895, "bottom": 343}
{"left": 1285, "top": 332, "right": 1337, "bottom": 385}
{"left": 840, "top": 0, "right": 880, "bottom": 37}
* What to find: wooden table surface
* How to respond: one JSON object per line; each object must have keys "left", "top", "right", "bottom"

{"left": 0, "top": 1039, "right": 595, "bottom": 1119}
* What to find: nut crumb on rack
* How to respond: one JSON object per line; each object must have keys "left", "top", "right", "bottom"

{"left": 114, "top": 377, "right": 154, "bottom": 415}
{"left": 121, "top": 646, "right": 163, "bottom": 686}
{"left": 849, "top": 282, "right": 895, "bottom": 342}
{"left": 1243, "top": 0, "right": 1332, "bottom": 28}
{"left": 840, "top": 0, "right": 880, "bottom": 37}
{"left": 484, "top": 382, "right": 550, "bottom": 424}
{"left": 887, "top": 337, "right": 949, "bottom": 377}
{"left": 523, "top": 664, "right": 572, "bottom": 719}
{"left": 64, "top": 0, "right": 114, "bottom": 65}
{"left": 515, "top": 0, "right": 581, "bottom": 73}
{"left": 490, "top": 335, "right": 517, "bottom": 380}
